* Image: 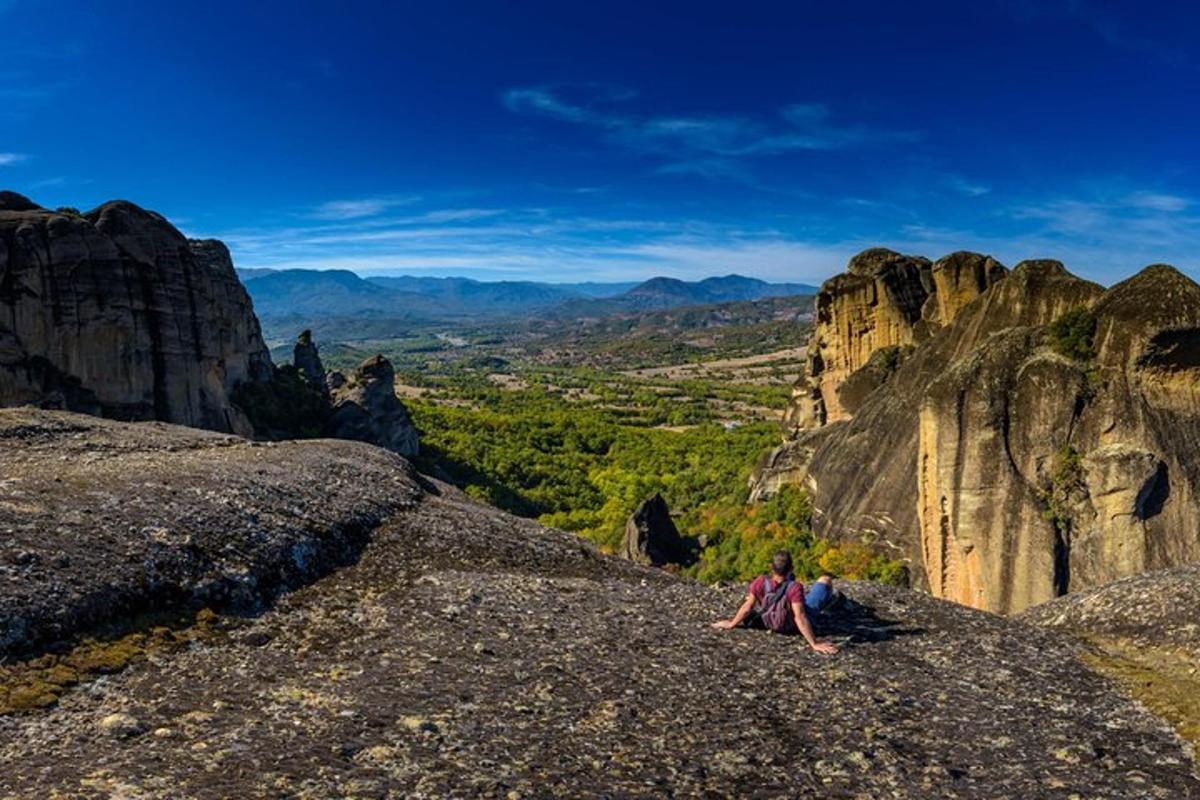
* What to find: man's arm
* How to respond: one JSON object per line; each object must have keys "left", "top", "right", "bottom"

{"left": 792, "top": 600, "right": 839, "bottom": 654}
{"left": 712, "top": 593, "right": 756, "bottom": 629}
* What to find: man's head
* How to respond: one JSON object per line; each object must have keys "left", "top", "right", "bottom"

{"left": 771, "top": 549, "right": 793, "bottom": 578}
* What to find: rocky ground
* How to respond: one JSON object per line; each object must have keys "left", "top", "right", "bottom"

{"left": 0, "top": 408, "right": 421, "bottom": 659}
{"left": 1023, "top": 566, "right": 1200, "bottom": 748}
{"left": 1022, "top": 565, "right": 1200, "bottom": 655}
{"left": 1, "top": 411, "right": 1198, "bottom": 798}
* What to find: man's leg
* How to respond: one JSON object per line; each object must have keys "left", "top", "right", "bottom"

{"left": 804, "top": 575, "right": 835, "bottom": 614}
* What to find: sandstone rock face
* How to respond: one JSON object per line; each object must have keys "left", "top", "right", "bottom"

{"left": 755, "top": 255, "right": 1200, "bottom": 614}
{"left": 0, "top": 193, "right": 272, "bottom": 434}
{"left": 619, "top": 493, "right": 695, "bottom": 566}
{"left": 805, "top": 248, "right": 932, "bottom": 425}
{"left": 923, "top": 250, "right": 1008, "bottom": 326}
{"left": 793, "top": 248, "right": 1005, "bottom": 429}
{"left": 326, "top": 354, "right": 419, "bottom": 456}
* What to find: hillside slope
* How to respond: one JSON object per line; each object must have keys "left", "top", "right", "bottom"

{"left": 0, "top": 409, "right": 1195, "bottom": 798}
{"left": 241, "top": 269, "right": 431, "bottom": 319}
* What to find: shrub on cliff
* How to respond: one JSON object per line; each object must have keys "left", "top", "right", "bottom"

{"left": 1047, "top": 307, "right": 1097, "bottom": 361}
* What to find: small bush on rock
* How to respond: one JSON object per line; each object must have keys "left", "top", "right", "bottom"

{"left": 1048, "top": 307, "right": 1097, "bottom": 361}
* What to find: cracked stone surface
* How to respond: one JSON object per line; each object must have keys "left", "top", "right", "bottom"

{"left": 0, "top": 410, "right": 1197, "bottom": 798}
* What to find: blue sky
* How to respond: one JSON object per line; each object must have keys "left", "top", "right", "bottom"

{"left": 2, "top": 0, "right": 1198, "bottom": 284}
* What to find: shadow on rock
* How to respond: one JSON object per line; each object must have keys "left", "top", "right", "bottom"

{"left": 816, "top": 595, "right": 925, "bottom": 645}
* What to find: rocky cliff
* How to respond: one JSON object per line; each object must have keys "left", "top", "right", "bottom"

{"left": 756, "top": 252, "right": 1200, "bottom": 614}
{"left": 0, "top": 408, "right": 1197, "bottom": 798}
{"left": 0, "top": 192, "right": 272, "bottom": 434}
{"left": 326, "top": 354, "right": 420, "bottom": 457}
{"left": 784, "top": 248, "right": 1005, "bottom": 434}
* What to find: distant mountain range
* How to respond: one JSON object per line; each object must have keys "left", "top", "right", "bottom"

{"left": 238, "top": 268, "right": 817, "bottom": 338}
{"left": 596, "top": 274, "right": 815, "bottom": 311}
{"left": 239, "top": 269, "right": 430, "bottom": 319}
{"left": 366, "top": 275, "right": 639, "bottom": 305}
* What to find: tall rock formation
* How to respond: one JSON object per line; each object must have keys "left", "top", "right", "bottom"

{"left": 754, "top": 253, "right": 1200, "bottom": 614}
{"left": 786, "top": 248, "right": 1005, "bottom": 433}
{"left": 292, "top": 329, "right": 328, "bottom": 396}
{"left": 0, "top": 192, "right": 272, "bottom": 434}
{"left": 326, "top": 354, "right": 419, "bottom": 457}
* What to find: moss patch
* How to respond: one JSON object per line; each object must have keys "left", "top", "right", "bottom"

{"left": 0, "top": 608, "right": 226, "bottom": 715}
{"left": 1082, "top": 636, "right": 1200, "bottom": 748}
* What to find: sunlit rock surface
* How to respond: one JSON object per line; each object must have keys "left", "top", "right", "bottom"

{"left": 755, "top": 255, "right": 1200, "bottom": 614}
{"left": 0, "top": 409, "right": 1197, "bottom": 797}
{"left": 0, "top": 193, "right": 272, "bottom": 434}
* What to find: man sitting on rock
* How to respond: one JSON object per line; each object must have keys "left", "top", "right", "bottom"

{"left": 712, "top": 549, "right": 840, "bottom": 655}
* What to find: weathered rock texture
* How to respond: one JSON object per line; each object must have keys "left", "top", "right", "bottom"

{"left": 0, "top": 409, "right": 1197, "bottom": 797}
{"left": 784, "top": 248, "right": 1005, "bottom": 434}
{"left": 292, "top": 328, "right": 328, "bottom": 395}
{"left": 0, "top": 193, "right": 272, "bottom": 434}
{"left": 619, "top": 492, "right": 696, "bottom": 566}
{"left": 1022, "top": 564, "right": 1200, "bottom": 656}
{"left": 326, "top": 354, "right": 419, "bottom": 457}
{"left": 0, "top": 407, "right": 420, "bottom": 659}
{"left": 755, "top": 253, "right": 1200, "bottom": 614}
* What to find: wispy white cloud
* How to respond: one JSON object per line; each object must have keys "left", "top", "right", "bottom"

{"left": 0, "top": 152, "right": 28, "bottom": 166}
{"left": 201, "top": 201, "right": 853, "bottom": 282}
{"left": 200, "top": 178, "right": 1200, "bottom": 286}
{"left": 503, "top": 85, "right": 919, "bottom": 166}
{"left": 1009, "top": 189, "right": 1197, "bottom": 236}
{"left": 945, "top": 174, "right": 990, "bottom": 197}
{"left": 309, "top": 195, "right": 421, "bottom": 220}
{"left": 892, "top": 186, "right": 1200, "bottom": 282}
{"left": 1125, "top": 191, "right": 1190, "bottom": 212}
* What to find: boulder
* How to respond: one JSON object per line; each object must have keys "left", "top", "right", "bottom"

{"left": 619, "top": 493, "right": 696, "bottom": 566}
{"left": 326, "top": 354, "right": 419, "bottom": 456}
{"left": 0, "top": 194, "right": 272, "bottom": 434}
{"left": 98, "top": 713, "right": 145, "bottom": 739}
